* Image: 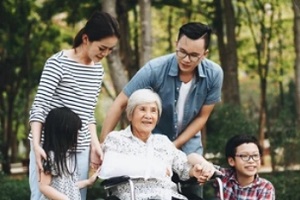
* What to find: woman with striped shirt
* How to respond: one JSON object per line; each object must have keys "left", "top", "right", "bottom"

{"left": 28, "top": 11, "right": 120, "bottom": 200}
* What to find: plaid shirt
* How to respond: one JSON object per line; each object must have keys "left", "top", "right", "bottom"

{"left": 216, "top": 168, "right": 275, "bottom": 200}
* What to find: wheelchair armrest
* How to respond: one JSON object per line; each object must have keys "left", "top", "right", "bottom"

{"left": 176, "top": 170, "right": 224, "bottom": 185}
{"left": 101, "top": 175, "right": 131, "bottom": 188}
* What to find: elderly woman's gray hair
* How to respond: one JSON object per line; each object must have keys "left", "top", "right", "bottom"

{"left": 126, "top": 89, "right": 162, "bottom": 120}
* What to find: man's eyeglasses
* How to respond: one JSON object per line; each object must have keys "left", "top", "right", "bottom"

{"left": 176, "top": 50, "right": 202, "bottom": 62}
{"left": 235, "top": 154, "right": 261, "bottom": 162}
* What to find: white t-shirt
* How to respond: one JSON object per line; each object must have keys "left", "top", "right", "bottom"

{"left": 176, "top": 79, "right": 193, "bottom": 132}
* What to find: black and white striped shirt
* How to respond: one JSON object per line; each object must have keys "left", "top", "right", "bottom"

{"left": 28, "top": 51, "right": 104, "bottom": 152}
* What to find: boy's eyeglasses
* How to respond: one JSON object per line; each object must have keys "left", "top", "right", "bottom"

{"left": 235, "top": 154, "right": 261, "bottom": 161}
{"left": 176, "top": 50, "right": 202, "bottom": 62}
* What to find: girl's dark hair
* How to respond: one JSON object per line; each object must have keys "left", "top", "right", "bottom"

{"left": 177, "top": 22, "right": 212, "bottom": 50}
{"left": 43, "top": 107, "right": 82, "bottom": 177}
{"left": 225, "top": 134, "right": 263, "bottom": 159}
{"left": 73, "top": 11, "right": 120, "bottom": 48}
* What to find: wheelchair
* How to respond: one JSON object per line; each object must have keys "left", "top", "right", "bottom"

{"left": 100, "top": 172, "right": 224, "bottom": 200}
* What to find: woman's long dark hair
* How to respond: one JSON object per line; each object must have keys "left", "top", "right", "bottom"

{"left": 73, "top": 10, "right": 120, "bottom": 48}
{"left": 43, "top": 107, "right": 82, "bottom": 177}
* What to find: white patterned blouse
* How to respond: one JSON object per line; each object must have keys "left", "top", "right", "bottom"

{"left": 99, "top": 126, "right": 193, "bottom": 200}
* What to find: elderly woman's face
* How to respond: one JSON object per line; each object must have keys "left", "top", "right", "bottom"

{"left": 130, "top": 102, "right": 158, "bottom": 137}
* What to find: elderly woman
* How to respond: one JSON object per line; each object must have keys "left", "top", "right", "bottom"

{"left": 99, "top": 89, "right": 214, "bottom": 200}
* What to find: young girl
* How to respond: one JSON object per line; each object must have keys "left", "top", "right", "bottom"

{"left": 39, "top": 107, "right": 98, "bottom": 200}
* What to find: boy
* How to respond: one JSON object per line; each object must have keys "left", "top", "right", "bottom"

{"left": 189, "top": 134, "right": 275, "bottom": 199}
{"left": 218, "top": 134, "right": 275, "bottom": 200}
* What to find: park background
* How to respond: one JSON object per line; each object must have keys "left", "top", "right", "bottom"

{"left": 1, "top": 0, "right": 300, "bottom": 199}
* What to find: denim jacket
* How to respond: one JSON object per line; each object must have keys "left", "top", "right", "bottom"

{"left": 124, "top": 53, "right": 223, "bottom": 154}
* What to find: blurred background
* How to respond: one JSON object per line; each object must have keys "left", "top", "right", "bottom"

{"left": 0, "top": 0, "right": 300, "bottom": 199}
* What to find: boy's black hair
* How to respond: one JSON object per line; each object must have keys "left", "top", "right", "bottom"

{"left": 177, "top": 22, "right": 212, "bottom": 50}
{"left": 225, "top": 134, "right": 263, "bottom": 159}
{"left": 43, "top": 107, "right": 82, "bottom": 177}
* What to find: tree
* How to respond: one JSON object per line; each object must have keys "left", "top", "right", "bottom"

{"left": 138, "top": 0, "right": 152, "bottom": 66}
{"left": 0, "top": 0, "right": 64, "bottom": 173}
{"left": 241, "top": 0, "right": 276, "bottom": 151}
{"left": 102, "top": 0, "right": 129, "bottom": 96}
{"left": 213, "top": 0, "right": 240, "bottom": 105}
{"left": 293, "top": 0, "right": 300, "bottom": 128}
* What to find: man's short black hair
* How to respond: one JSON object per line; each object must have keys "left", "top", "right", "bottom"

{"left": 177, "top": 22, "right": 212, "bottom": 50}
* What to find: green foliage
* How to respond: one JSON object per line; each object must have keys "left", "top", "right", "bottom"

{"left": 0, "top": 0, "right": 75, "bottom": 165}
{"left": 0, "top": 175, "right": 30, "bottom": 200}
{"left": 87, "top": 180, "right": 106, "bottom": 199}
{"left": 267, "top": 81, "right": 300, "bottom": 166}
{"left": 0, "top": 171, "right": 300, "bottom": 199}
{"left": 206, "top": 104, "right": 257, "bottom": 165}
{"left": 38, "top": 0, "right": 101, "bottom": 25}
{"left": 0, "top": 174, "right": 107, "bottom": 200}
{"left": 262, "top": 171, "right": 300, "bottom": 199}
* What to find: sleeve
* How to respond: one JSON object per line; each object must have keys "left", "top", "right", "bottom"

{"left": 88, "top": 84, "right": 102, "bottom": 124}
{"left": 204, "top": 62, "right": 224, "bottom": 105}
{"left": 123, "top": 63, "right": 156, "bottom": 97}
{"left": 29, "top": 57, "right": 63, "bottom": 123}
{"left": 258, "top": 181, "right": 276, "bottom": 200}
{"left": 89, "top": 65, "right": 103, "bottom": 124}
{"left": 167, "top": 138, "right": 191, "bottom": 181}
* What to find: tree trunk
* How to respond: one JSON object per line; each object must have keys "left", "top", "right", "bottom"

{"left": 102, "top": 0, "right": 128, "bottom": 95}
{"left": 138, "top": 0, "right": 152, "bottom": 66}
{"left": 213, "top": 0, "right": 240, "bottom": 105}
{"left": 116, "top": 0, "right": 139, "bottom": 79}
{"left": 242, "top": 0, "right": 275, "bottom": 167}
{"left": 167, "top": 7, "right": 173, "bottom": 52}
{"left": 258, "top": 76, "right": 267, "bottom": 163}
{"left": 102, "top": 0, "right": 129, "bottom": 129}
{"left": 293, "top": 0, "right": 300, "bottom": 128}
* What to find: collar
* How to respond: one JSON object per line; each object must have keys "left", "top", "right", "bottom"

{"left": 122, "top": 125, "right": 153, "bottom": 143}
{"left": 228, "top": 169, "right": 261, "bottom": 188}
{"left": 168, "top": 53, "right": 206, "bottom": 78}
{"left": 123, "top": 126, "right": 134, "bottom": 138}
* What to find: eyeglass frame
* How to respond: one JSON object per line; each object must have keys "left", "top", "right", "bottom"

{"left": 235, "top": 154, "right": 261, "bottom": 162}
{"left": 175, "top": 49, "right": 205, "bottom": 62}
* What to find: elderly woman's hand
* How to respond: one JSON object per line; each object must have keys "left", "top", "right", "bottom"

{"left": 191, "top": 162, "right": 217, "bottom": 185}
{"left": 191, "top": 164, "right": 207, "bottom": 184}
{"left": 199, "top": 160, "right": 216, "bottom": 180}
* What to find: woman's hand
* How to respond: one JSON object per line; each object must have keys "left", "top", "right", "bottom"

{"left": 89, "top": 123, "right": 103, "bottom": 170}
{"left": 191, "top": 164, "right": 206, "bottom": 184}
{"left": 191, "top": 163, "right": 216, "bottom": 185}
{"left": 34, "top": 145, "right": 47, "bottom": 172}
{"left": 199, "top": 160, "right": 216, "bottom": 180}
{"left": 90, "top": 144, "right": 103, "bottom": 170}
